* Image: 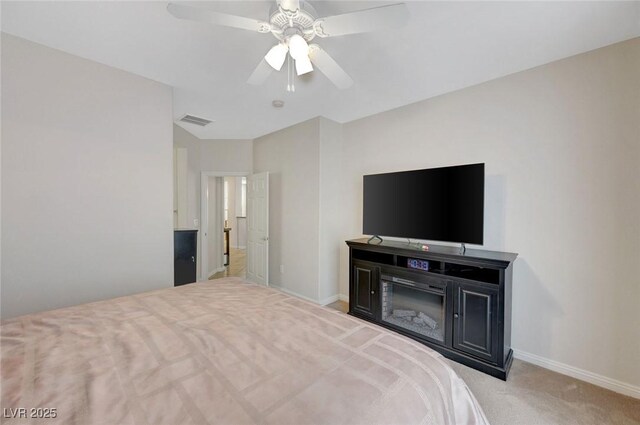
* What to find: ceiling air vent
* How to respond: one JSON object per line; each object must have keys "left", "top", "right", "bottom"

{"left": 179, "top": 114, "right": 214, "bottom": 127}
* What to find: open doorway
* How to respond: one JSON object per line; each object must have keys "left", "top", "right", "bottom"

{"left": 200, "top": 171, "right": 269, "bottom": 285}
{"left": 200, "top": 172, "right": 248, "bottom": 281}
{"left": 210, "top": 176, "right": 247, "bottom": 279}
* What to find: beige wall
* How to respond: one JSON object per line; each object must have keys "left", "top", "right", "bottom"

{"left": 339, "top": 38, "right": 640, "bottom": 392}
{"left": 1, "top": 34, "right": 174, "bottom": 318}
{"left": 252, "top": 117, "right": 345, "bottom": 304}
{"left": 253, "top": 118, "right": 321, "bottom": 301}
{"left": 318, "top": 118, "right": 346, "bottom": 302}
{"left": 173, "top": 126, "right": 200, "bottom": 228}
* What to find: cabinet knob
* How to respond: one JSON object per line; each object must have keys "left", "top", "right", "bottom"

{"left": 454, "top": 313, "right": 459, "bottom": 319}
{"left": 370, "top": 291, "right": 375, "bottom": 295}
{"left": 191, "top": 256, "right": 195, "bottom": 263}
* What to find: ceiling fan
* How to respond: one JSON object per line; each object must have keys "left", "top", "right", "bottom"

{"left": 167, "top": 1, "right": 409, "bottom": 90}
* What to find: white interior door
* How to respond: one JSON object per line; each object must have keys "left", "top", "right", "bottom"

{"left": 247, "top": 172, "right": 269, "bottom": 285}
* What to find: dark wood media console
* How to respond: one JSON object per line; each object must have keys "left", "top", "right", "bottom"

{"left": 346, "top": 238, "right": 517, "bottom": 380}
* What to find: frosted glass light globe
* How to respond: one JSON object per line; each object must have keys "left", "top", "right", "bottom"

{"left": 265, "top": 43, "right": 288, "bottom": 71}
{"left": 295, "top": 56, "right": 313, "bottom": 75}
{"left": 288, "top": 34, "right": 309, "bottom": 60}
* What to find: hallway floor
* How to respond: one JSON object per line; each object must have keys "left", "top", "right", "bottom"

{"left": 209, "top": 248, "right": 246, "bottom": 280}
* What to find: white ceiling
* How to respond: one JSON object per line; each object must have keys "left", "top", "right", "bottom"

{"left": 2, "top": 1, "right": 639, "bottom": 139}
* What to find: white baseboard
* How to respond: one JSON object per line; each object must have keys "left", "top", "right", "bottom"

{"left": 268, "top": 285, "right": 348, "bottom": 308}
{"left": 513, "top": 349, "right": 640, "bottom": 399}
{"left": 269, "top": 285, "right": 341, "bottom": 306}
{"left": 319, "top": 295, "right": 339, "bottom": 305}
{"left": 269, "top": 285, "right": 319, "bottom": 304}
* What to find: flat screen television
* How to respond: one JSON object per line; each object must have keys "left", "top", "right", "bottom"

{"left": 363, "top": 163, "right": 484, "bottom": 244}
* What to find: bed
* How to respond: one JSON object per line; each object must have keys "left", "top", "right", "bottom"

{"left": 1, "top": 277, "right": 488, "bottom": 425}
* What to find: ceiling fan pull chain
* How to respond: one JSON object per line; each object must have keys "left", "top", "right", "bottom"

{"left": 287, "top": 54, "right": 291, "bottom": 91}
{"left": 287, "top": 54, "right": 295, "bottom": 92}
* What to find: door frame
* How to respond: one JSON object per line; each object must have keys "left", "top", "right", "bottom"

{"left": 200, "top": 171, "right": 250, "bottom": 281}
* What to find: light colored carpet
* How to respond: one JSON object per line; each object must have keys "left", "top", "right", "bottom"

{"left": 326, "top": 300, "right": 640, "bottom": 425}
{"left": 449, "top": 359, "right": 640, "bottom": 425}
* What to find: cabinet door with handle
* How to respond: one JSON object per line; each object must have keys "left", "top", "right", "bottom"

{"left": 350, "top": 261, "right": 379, "bottom": 319}
{"left": 174, "top": 230, "right": 197, "bottom": 286}
{"left": 453, "top": 281, "right": 499, "bottom": 363}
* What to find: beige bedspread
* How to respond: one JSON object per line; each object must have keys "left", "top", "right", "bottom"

{"left": 1, "top": 278, "right": 488, "bottom": 425}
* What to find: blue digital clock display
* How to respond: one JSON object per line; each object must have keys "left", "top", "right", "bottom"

{"left": 407, "top": 258, "right": 429, "bottom": 271}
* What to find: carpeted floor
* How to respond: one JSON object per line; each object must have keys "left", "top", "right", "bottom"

{"left": 448, "top": 359, "right": 640, "bottom": 425}
{"left": 327, "top": 300, "right": 640, "bottom": 425}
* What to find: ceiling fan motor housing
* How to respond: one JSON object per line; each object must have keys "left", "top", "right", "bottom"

{"left": 269, "top": 1, "right": 317, "bottom": 42}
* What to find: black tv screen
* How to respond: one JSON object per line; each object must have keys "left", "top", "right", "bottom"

{"left": 363, "top": 163, "right": 484, "bottom": 244}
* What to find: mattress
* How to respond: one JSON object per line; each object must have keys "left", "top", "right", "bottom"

{"left": 1, "top": 277, "right": 488, "bottom": 425}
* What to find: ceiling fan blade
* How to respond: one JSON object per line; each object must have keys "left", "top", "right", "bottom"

{"left": 279, "top": 0, "right": 300, "bottom": 14}
{"left": 314, "top": 3, "right": 409, "bottom": 38}
{"left": 308, "top": 45, "right": 353, "bottom": 89}
{"left": 167, "top": 3, "right": 270, "bottom": 33}
{"left": 247, "top": 59, "right": 273, "bottom": 85}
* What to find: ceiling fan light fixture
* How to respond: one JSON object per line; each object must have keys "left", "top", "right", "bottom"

{"left": 167, "top": 1, "right": 409, "bottom": 90}
{"left": 288, "top": 34, "right": 309, "bottom": 60}
{"left": 295, "top": 56, "right": 313, "bottom": 75}
{"left": 265, "top": 43, "right": 288, "bottom": 71}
